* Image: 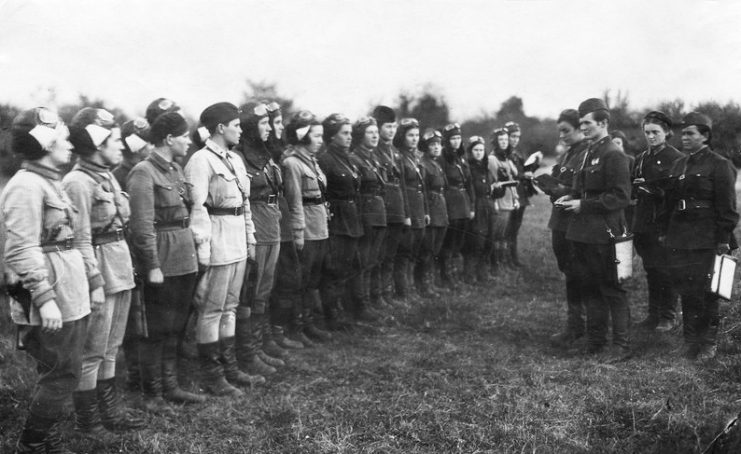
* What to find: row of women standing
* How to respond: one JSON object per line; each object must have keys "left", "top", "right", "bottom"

{"left": 1, "top": 99, "right": 534, "bottom": 452}
{"left": 545, "top": 98, "right": 738, "bottom": 362}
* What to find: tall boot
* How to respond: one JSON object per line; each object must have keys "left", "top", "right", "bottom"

{"left": 96, "top": 377, "right": 146, "bottom": 431}
{"left": 122, "top": 334, "right": 141, "bottom": 392}
{"left": 15, "top": 413, "right": 64, "bottom": 454}
{"left": 287, "top": 301, "right": 312, "bottom": 347}
{"left": 509, "top": 238, "right": 522, "bottom": 267}
{"left": 500, "top": 242, "right": 513, "bottom": 269}
{"left": 417, "top": 258, "right": 438, "bottom": 299}
{"left": 222, "top": 335, "right": 269, "bottom": 384}
{"left": 72, "top": 389, "right": 119, "bottom": 445}
{"left": 137, "top": 339, "right": 175, "bottom": 415}
{"left": 393, "top": 256, "right": 409, "bottom": 300}
{"left": 380, "top": 261, "right": 396, "bottom": 303}
{"left": 272, "top": 317, "right": 304, "bottom": 350}
{"left": 475, "top": 253, "right": 491, "bottom": 284}
{"left": 235, "top": 313, "right": 276, "bottom": 376}
{"left": 197, "top": 341, "right": 244, "bottom": 397}
{"left": 259, "top": 313, "right": 288, "bottom": 361}
{"left": 489, "top": 243, "right": 501, "bottom": 276}
{"left": 161, "top": 337, "right": 206, "bottom": 404}
{"left": 305, "top": 289, "right": 332, "bottom": 341}
{"left": 44, "top": 419, "right": 73, "bottom": 454}
{"left": 461, "top": 253, "right": 476, "bottom": 284}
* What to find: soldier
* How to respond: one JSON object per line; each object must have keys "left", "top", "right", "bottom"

{"left": 417, "top": 129, "right": 448, "bottom": 299}
{"left": 317, "top": 113, "right": 371, "bottom": 325}
{"left": 464, "top": 136, "right": 497, "bottom": 284}
{"left": 394, "top": 118, "right": 429, "bottom": 301}
{"left": 372, "top": 106, "right": 409, "bottom": 306}
{"left": 503, "top": 121, "right": 537, "bottom": 267}
{"left": 266, "top": 104, "right": 319, "bottom": 348}
{"left": 439, "top": 123, "right": 474, "bottom": 289}
{"left": 632, "top": 111, "right": 683, "bottom": 332}
{"left": 281, "top": 111, "right": 331, "bottom": 340}
{"left": 488, "top": 128, "right": 519, "bottom": 273}
{"left": 557, "top": 98, "right": 632, "bottom": 357}
{"left": 233, "top": 103, "right": 286, "bottom": 377}
{"left": 349, "top": 116, "right": 388, "bottom": 316}
{"left": 64, "top": 108, "right": 144, "bottom": 438}
{"left": 185, "top": 102, "right": 257, "bottom": 397}
{"left": 2, "top": 107, "right": 91, "bottom": 453}
{"left": 663, "top": 112, "right": 739, "bottom": 361}
{"left": 127, "top": 112, "right": 206, "bottom": 412}
{"left": 541, "top": 109, "right": 589, "bottom": 347}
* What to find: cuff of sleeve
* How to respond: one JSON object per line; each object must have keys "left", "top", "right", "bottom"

{"left": 31, "top": 287, "right": 56, "bottom": 308}
{"left": 247, "top": 233, "right": 256, "bottom": 245}
{"left": 88, "top": 273, "right": 105, "bottom": 291}
{"left": 293, "top": 229, "right": 304, "bottom": 241}
{"left": 196, "top": 242, "right": 211, "bottom": 265}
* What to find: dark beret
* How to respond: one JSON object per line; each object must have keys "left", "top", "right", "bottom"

{"left": 681, "top": 111, "right": 712, "bottom": 129}
{"left": 150, "top": 112, "right": 189, "bottom": 145}
{"left": 578, "top": 98, "right": 608, "bottom": 117}
{"left": 200, "top": 102, "right": 240, "bottom": 133}
{"left": 643, "top": 111, "right": 673, "bottom": 129}
{"left": 372, "top": 105, "right": 396, "bottom": 126}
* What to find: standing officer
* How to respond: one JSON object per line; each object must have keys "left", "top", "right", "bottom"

{"left": 663, "top": 112, "right": 738, "bottom": 361}
{"left": 504, "top": 121, "right": 536, "bottom": 267}
{"left": 185, "top": 102, "right": 256, "bottom": 397}
{"left": 372, "top": 106, "right": 409, "bottom": 306}
{"left": 632, "top": 111, "right": 683, "bottom": 332}
{"left": 557, "top": 98, "right": 632, "bottom": 357}
{"left": 543, "top": 109, "right": 589, "bottom": 347}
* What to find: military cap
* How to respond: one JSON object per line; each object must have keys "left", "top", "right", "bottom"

{"left": 578, "top": 98, "right": 608, "bottom": 117}
{"left": 643, "top": 111, "right": 673, "bottom": 130}
{"left": 372, "top": 105, "right": 396, "bottom": 126}
{"left": 680, "top": 112, "right": 712, "bottom": 129}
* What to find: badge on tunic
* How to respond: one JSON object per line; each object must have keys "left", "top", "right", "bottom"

{"left": 560, "top": 167, "right": 567, "bottom": 173}
{"left": 591, "top": 158, "right": 599, "bottom": 166}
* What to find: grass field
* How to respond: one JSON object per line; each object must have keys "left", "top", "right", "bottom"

{"left": 2, "top": 194, "right": 741, "bottom": 453}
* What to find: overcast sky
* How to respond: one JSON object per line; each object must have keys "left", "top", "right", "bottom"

{"left": 1, "top": 0, "right": 740, "bottom": 122}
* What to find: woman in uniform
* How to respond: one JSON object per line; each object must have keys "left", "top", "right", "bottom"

{"left": 417, "top": 129, "right": 448, "bottom": 298}
{"left": 394, "top": 118, "right": 428, "bottom": 301}
{"left": 663, "top": 112, "right": 738, "bottom": 361}
{"left": 439, "top": 123, "right": 474, "bottom": 289}
{"left": 488, "top": 128, "right": 519, "bottom": 273}
{"left": 464, "top": 135, "right": 497, "bottom": 284}
{"left": 349, "top": 116, "right": 387, "bottom": 319}
{"left": 65, "top": 108, "right": 143, "bottom": 437}
{"left": 282, "top": 111, "right": 331, "bottom": 337}
{"left": 317, "top": 114, "right": 369, "bottom": 325}
{"left": 632, "top": 112, "right": 683, "bottom": 332}
{"left": 2, "top": 107, "right": 92, "bottom": 452}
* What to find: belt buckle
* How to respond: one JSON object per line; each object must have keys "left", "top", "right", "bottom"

{"left": 233, "top": 206, "right": 241, "bottom": 216}
{"left": 678, "top": 199, "right": 686, "bottom": 211}
{"left": 267, "top": 194, "right": 277, "bottom": 205}
{"left": 115, "top": 229, "right": 124, "bottom": 241}
{"left": 64, "top": 237, "right": 74, "bottom": 249}
{"left": 182, "top": 216, "right": 190, "bottom": 228}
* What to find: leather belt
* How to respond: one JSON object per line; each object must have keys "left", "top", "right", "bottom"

{"left": 207, "top": 206, "right": 244, "bottom": 216}
{"left": 41, "top": 237, "right": 74, "bottom": 253}
{"left": 251, "top": 194, "right": 278, "bottom": 206}
{"left": 93, "top": 229, "right": 126, "bottom": 246}
{"left": 302, "top": 197, "right": 324, "bottom": 206}
{"left": 155, "top": 217, "right": 190, "bottom": 230}
{"left": 676, "top": 199, "right": 712, "bottom": 211}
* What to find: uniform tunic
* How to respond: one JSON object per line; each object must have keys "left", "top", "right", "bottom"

{"left": 375, "top": 140, "right": 408, "bottom": 224}
{"left": 400, "top": 149, "right": 428, "bottom": 229}
{"left": 440, "top": 148, "right": 474, "bottom": 220}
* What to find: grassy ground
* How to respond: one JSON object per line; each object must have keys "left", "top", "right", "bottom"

{"left": 2, "top": 195, "right": 741, "bottom": 453}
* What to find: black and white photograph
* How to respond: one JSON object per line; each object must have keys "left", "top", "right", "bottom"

{"left": 1, "top": 0, "right": 741, "bottom": 452}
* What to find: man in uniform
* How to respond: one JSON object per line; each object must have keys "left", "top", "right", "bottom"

{"left": 557, "top": 98, "right": 632, "bottom": 357}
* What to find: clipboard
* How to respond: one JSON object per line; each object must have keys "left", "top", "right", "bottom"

{"left": 710, "top": 254, "right": 737, "bottom": 300}
{"left": 610, "top": 233, "right": 634, "bottom": 283}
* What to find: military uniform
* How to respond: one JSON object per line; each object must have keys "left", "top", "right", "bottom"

{"left": 632, "top": 143, "right": 683, "bottom": 328}
{"left": 397, "top": 147, "right": 428, "bottom": 298}
{"left": 350, "top": 144, "right": 387, "bottom": 310}
{"left": 546, "top": 139, "right": 589, "bottom": 342}
{"left": 663, "top": 146, "right": 738, "bottom": 354}
{"left": 505, "top": 148, "right": 537, "bottom": 265}
{"left": 317, "top": 143, "right": 365, "bottom": 320}
{"left": 465, "top": 156, "right": 498, "bottom": 282}
{"left": 418, "top": 154, "right": 448, "bottom": 297}
{"left": 375, "top": 140, "right": 409, "bottom": 302}
{"left": 127, "top": 150, "right": 201, "bottom": 404}
{"left": 487, "top": 151, "right": 519, "bottom": 270}
{"left": 439, "top": 148, "right": 474, "bottom": 286}
{"left": 566, "top": 135, "right": 632, "bottom": 352}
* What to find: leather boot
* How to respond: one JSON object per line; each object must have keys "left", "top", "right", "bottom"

{"left": 235, "top": 312, "right": 277, "bottom": 377}
{"left": 393, "top": 256, "right": 409, "bottom": 300}
{"left": 509, "top": 238, "right": 522, "bottom": 267}
{"left": 122, "top": 334, "right": 141, "bottom": 392}
{"left": 161, "top": 337, "right": 206, "bottom": 404}
{"left": 221, "top": 336, "right": 267, "bottom": 385}
{"left": 137, "top": 339, "right": 175, "bottom": 415}
{"left": 198, "top": 342, "right": 244, "bottom": 397}
{"left": 15, "top": 413, "right": 72, "bottom": 454}
{"left": 287, "top": 304, "right": 310, "bottom": 347}
{"left": 72, "top": 389, "right": 119, "bottom": 445}
{"left": 380, "top": 261, "right": 396, "bottom": 304}
{"left": 259, "top": 314, "right": 288, "bottom": 359}
{"left": 417, "top": 259, "right": 439, "bottom": 299}
{"left": 96, "top": 377, "right": 146, "bottom": 431}
{"left": 305, "top": 289, "right": 333, "bottom": 341}
{"left": 475, "top": 254, "right": 491, "bottom": 284}
{"left": 273, "top": 323, "right": 304, "bottom": 349}
{"left": 178, "top": 310, "right": 199, "bottom": 360}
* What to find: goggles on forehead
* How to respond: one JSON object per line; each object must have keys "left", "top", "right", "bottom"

{"left": 443, "top": 122, "right": 460, "bottom": 132}
{"left": 158, "top": 99, "right": 174, "bottom": 111}
{"left": 37, "top": 108, "right": 61, "bottom": 127}
{"left": 295, "top": 110, "right": 315, "bottom": 122}
{"left": 468, "top": 135, "right": 485, "bottom": 145}
{"left": 253, "top": 103, "right": 269, "bottom": 117}
{"left": 399, "top": 118, "right": 419, "bottom": 128}
{"left": 422, "top": 130, "right": 442, "bottom": 141}
{"left": 492, "top": 128, "right": 508, "bottom": 137}
{"left": 133, "top": 117, "right": 148, "bottom": 129}
{"left": 356, "top": 116, "right": 375, "bottom": 124}
{"left": 265, "top": 101, "right": 281, "bottom": 113}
